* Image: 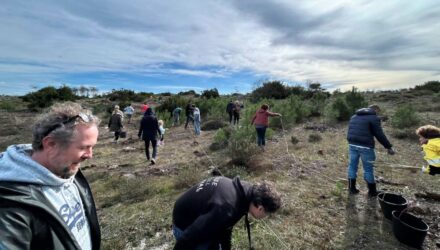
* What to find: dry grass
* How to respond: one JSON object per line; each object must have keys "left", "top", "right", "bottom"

{"left": 2, "top": 92, "right": 439, "bottom": 250}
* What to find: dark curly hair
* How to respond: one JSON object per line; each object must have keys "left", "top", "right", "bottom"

{"left": 251, "top": 181, "right": 281, "bottom": 213}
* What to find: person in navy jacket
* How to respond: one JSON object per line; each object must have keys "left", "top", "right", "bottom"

{"left": 138, "top": 108, "right": 161, "bottom": 165}
{"left": 172, "top": 176, "right": 281, "bottom": 250}
{"left": 347, "top": 104, "right": 395, "bottom": 196}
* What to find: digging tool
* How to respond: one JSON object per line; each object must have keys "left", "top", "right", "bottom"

{"left": 374, "top": 162, "right": 421, "bottom": 170}
{"left": 376, "top": 163, "right": 420, "bottom": 170}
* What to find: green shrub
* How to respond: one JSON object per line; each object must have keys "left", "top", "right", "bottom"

{"left": 209, "top": 141, "right": 228, "bottom": 151}
{"left": 308, "top": 133, "right": 322, "bottom": 143}
{"left": 308, "top": 92, "right": 329, "bottom": 116}
{"left": 97, "top": 176, "right": 154, "bottom": 208}
{"left": 155, "top": 95, "right": 187, "bottom": 117}
{"left": 195, "top": 97, "right": 232, "bottom": 121}
{"left": 105, "top": 89, "right": 151, "bottom": 102}
{"left": 391, "top": 105, "right": 420, "bottom": 129}
{"left": 213, "top": 128, "right": 229, "bottom": 144}
{"left": 21, "top": 86, "right": 77, "bottom": 110}
{"left": 201, "top": 119, "right": 228, "bottom": 131}
{"left": 326, "top": 97, "right": 351, "bottom": 122}
{"left": 178, "top": 90, "right": 199, "bottom": 96}
{"left": 269, "top": 95, "right": 311, "bottom": 129}
{"left": 220, "top": 165, "right": 249, "bottom": 179}
{"left": 173, "top": 166, "right": 203, "bottom": 189}
{"left": 291, "top": 136, "right": 299, "bottom": 144}
{"left": 201, "top": 88, "right": 220, "bottom": 99}
{"left": 0, "top": 97, "right": 24, "bottom": 112}
{"left": 414, "top": 81, "right": 440, "bottom": 93}
{"left": 227, "top": 126, "right": 259, "bottom": 166}
{"left": 251, "top": 81, "right": 290, "bottom": 101}
{"left": 344, "top": 87, "right": 367, "bottom": 114}
{"left": 391, "top": 128, "right": 419, "bottom": 141}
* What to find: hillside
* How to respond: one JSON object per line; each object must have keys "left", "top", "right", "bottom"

{"left": 0, "top": 91, "right": 439, "bottom": 249}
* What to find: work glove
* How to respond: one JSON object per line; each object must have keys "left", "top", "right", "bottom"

{"left": 387, "top": 148, "right": 396, "bottom": 155}
{"left": 421, "top": 165, "right": 430, "bottom": 174}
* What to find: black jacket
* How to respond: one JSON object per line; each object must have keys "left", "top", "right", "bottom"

{"left": 0, "top": 170, "right": 101, "bottom": 250}
{"left": 226, "top": 102, "right": 234, "bottom": 113}
{"left": 138, "top": 108, "right": 161, "bottom": 141}
{"left": 172, "top": 176, "right": 252, "bottom": 250}
{"left": 108, "top": 113, "right": 123, "bottom": 132}
{"left": 347, "top": 108, "right": 392, "bottom": 149}
{"left": 185, "top": 104, "right": 194, "bottom": 117}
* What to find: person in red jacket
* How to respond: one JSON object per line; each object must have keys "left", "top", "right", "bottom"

{"left": 140, "top": 102, "right": 149, "bottom": 114}
{"left": 251, "top": 104, "right": 281, "bottom": 149}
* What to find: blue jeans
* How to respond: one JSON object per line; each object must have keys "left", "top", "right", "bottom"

{"left": 172, "top": 225, "right": 220, "bottom": 250}
{"left": 194, "top": 120, "right": 201, "bottom": 136}
{"left": 347, "top": 145, "right": 376, "bottom": 183}
{"left": 255, "top": 126, "right": 267, "bottom": 146}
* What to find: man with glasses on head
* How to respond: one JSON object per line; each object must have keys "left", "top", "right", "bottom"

{"left": 0, "top": 102, "right": 101, "bottom": 250}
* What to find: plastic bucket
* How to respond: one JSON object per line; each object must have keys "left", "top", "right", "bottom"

{"left": 377, "top": 192, "right": 408, "bottom": 220}
{"left": 120, "top": 131, "right": 127, "bottom": 138}
{"left": 392, "top": 210, "right": 429, "bottom": 248}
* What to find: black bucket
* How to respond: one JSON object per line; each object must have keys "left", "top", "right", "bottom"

{"left": 392, "top": 210, "right": 429, "bottom": 249}
{"left": 120, "top": 131, "right": 127, "bottom": 138}
{"left": 377, "top": 192, "right": 408, "bottom": 220}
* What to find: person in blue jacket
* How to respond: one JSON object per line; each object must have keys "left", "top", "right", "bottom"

{"left": 172, "top": 176, "right": 281, "bottom": 250}
{"left": 347, "top": 104, "right": 395, "bottom": 196}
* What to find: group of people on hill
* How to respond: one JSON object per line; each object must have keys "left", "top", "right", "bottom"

{"left": 0, "top": 100, "right": 438, "bottom": 250}
{"left": 107, "top": 103, "right": 165, "bottom": 165}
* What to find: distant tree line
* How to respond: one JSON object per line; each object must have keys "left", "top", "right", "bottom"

{"left": 18, "top": 80, "right": 438, "bottom": 118}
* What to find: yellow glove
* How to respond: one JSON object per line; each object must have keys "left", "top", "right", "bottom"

{"left": 421, "top": 165, "right": 430, "bottom": 174}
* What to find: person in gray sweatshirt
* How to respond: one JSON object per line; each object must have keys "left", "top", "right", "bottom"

{"left": 0, "top": 102, "right": 101, "bottom": 250}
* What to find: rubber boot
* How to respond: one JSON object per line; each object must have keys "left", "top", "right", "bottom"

{"left": 367, "top": 182, "right": 379, "bottom": 197}
{"left": 348, "top": 179, "right": 360, "bottom": 194}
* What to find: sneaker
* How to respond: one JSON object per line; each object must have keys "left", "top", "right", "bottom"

{"left": 151, "top": 158, "right": 156, "bottom": 165}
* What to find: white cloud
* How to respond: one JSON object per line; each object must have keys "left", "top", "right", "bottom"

{"left": 0, "top": 0, "right": 439, "bottom": 93}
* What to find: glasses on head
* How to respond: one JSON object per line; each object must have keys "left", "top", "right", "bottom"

{"left": 43, "top": 112, "right": 92, "bottom": 137}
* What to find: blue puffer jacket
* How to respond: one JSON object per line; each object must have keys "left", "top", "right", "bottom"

{"left": 347, "top": 108, "right": 392, "bottom": 149}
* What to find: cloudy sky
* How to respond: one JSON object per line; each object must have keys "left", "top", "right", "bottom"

{"left": 1, "top": 0, "right": 439, "bottom": 95}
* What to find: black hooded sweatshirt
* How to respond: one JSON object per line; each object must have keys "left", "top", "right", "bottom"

{"left": 138, "top": 108, "right": 161, "bottom": 141}
{"left": 172, "top": 176, "right": 252, "bottom": 250}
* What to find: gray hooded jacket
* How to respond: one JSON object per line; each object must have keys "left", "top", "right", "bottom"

{"left": 0, "top": 144, "right": 100, "bottom": 250}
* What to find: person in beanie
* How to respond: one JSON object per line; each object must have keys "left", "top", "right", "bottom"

{"left": 108, "top": 105, "right": 124, "bottom": 143}
{"left": 172, "top": 176, "right": 281, "bottom": 250}
{"left": 347, "top": 104, "right": 395, "bottom": 196}
{"left": 415, "top": 125, "right": 440, "bottom": 175}
{"left": 0, "top": 102, "right": 101, "bottom": 249}
{"left": 138, "top": 107, "right": 161, "bottom": 165}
